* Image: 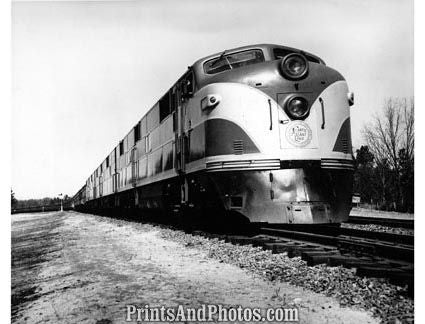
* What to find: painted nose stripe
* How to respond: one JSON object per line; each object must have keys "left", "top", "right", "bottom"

{"left": 332, "top": 118, "right": 352, "bottom": 154}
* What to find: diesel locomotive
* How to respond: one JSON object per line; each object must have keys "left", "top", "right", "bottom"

{"left": 73, "top": 44, "right": 355, "bottom": 225}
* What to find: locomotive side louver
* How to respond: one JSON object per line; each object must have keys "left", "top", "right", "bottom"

{"left": 341, "top": 139, "right": 349, "bottom": 154}
{"left": 233, "top": 140, "right": 244, "bottom": 155}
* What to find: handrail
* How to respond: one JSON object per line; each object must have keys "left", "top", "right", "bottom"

{"left": 319, "top": 97, "right": 325, "bottom": 129}
{"left": 268, "top": 99, "right": 273, "bottom": 130}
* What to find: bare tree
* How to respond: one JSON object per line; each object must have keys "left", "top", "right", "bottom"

{"left": 403, "top": 98, "right": 415, "bottom": 162}
{"left": 362, "top": 98, "right": 414, "bottom": 211}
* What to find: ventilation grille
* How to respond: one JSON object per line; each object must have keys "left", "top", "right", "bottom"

{"left": 341, "top": 139, "right": 349, "bottom": 154}
{"left": 233, "top": 140, "right": 244, "bottom": 155}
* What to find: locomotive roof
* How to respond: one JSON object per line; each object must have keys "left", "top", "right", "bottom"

{"left": 192, "top": 43, "right": 323, "bottom": 68}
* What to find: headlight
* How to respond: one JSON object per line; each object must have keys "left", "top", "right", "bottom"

{"left": 285, "top": 96, "right": 309, "bottom": 119}
{"left": 280, "top": 53, "right": 308, "bottom": 80}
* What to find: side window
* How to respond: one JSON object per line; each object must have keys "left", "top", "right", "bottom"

{"left": 159, "top": 92, "right": 170, "bottom": 122}
{"left": 159, "top": 87, "right": 179, "bottom": 123}
{"left": 170, "top": 87, "right": 177, "bottom": 113}
{"left": 106, "top": 156, "right": 110, "bottom": 168}
{"left": 119, "top": 141, "right": 124, "bottom": 156}
{"left": 134, "top": 122, "right": 141, "bottom": 143}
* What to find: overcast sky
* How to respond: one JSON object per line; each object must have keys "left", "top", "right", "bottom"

{"left": 12, "top": 0, "right": 413, "bottom": 199}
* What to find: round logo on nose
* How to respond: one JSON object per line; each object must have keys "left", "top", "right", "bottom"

{"left": 285, "top": 121, "right": 312, "bottom": 147}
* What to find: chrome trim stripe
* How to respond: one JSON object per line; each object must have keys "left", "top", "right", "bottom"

{"left": 206, "top": 159, "right": 281, "bottom": 171}
{"left": 321, "top": 158, "right": 354, "bottom": 170}
{"left": 206, "top": 158, "right": 354, "bottom": 172}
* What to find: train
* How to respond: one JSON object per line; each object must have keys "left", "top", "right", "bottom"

{"left": 73, "top": 44, "right": 354, "bottom": 226}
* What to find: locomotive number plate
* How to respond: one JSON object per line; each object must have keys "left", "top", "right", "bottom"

{"left": 285, "top": 121, "right": 312, "bottom": 147}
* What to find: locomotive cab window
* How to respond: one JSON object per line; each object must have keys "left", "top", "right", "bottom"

{"left": 203, "top": 49, "right": 265, "bottom": 75}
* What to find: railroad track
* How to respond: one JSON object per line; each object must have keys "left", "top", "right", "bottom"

{"left": 263, "top": 223, "right": 414, "bottom": 245}
{"left": 195, "top": 225, "right": 414, "bottom": 296}
{"left": 348, "top": 215, "right": 414, "bottom": 229}
{"left": 260, "top": 226, "right": 413, "bottom": 262}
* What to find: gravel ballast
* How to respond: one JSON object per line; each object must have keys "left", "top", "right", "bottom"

{"left": 159, "top": 227, "right": 414, "bottom": 323}
{"left": 341, "top": 223, "right": 414, "bottom": 236}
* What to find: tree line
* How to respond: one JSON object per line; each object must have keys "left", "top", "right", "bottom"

{"left": 11, "top": 191, "right": 71, "bottom": 210}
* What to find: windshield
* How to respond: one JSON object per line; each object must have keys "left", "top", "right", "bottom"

{"left": 204, "top": 49, "right": 265, "bottom": 75}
